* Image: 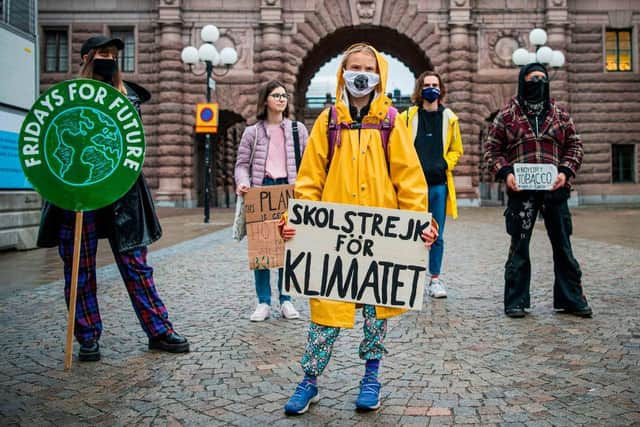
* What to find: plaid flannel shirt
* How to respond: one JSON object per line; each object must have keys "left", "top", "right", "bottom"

{"left": 484, "top": 97, "right": 583, "bottom": 184}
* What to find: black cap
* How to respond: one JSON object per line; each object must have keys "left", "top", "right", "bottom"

{"left": 80, "top": 35, "right": 124, "bottom": 59}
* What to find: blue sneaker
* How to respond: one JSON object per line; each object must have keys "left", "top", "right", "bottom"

{"left": 284, "top": 380, "right": 319, "bottom": 415}
{"left": 355, "top": 376, "right": 381, "bottom": 411}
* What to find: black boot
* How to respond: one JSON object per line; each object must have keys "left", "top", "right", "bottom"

{"left": 148, "top": 332, "right": 190, "bottom": 353}
{"left": 505, "top": 307, "right": 526, "bottom": 318}
{"left": 557, "top": 306, "right": 593, "bottom": 318}
{"left": 78, "top": 341, "right": 101, "bottom": 362}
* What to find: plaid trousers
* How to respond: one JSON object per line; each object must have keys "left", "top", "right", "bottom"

{"left": 58, "top": 210, "right": 173, "bottom": 345}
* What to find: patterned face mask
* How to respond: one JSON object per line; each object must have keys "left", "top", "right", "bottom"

{"left": 343, "top": 70, "right": 380, "bottom": 97}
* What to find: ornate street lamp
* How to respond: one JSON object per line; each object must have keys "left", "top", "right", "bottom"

{"left": 512, "top": 28, "right": 565, "bottom": 73}
{"left": 181, "top": 24, "right": 238, "bottom": 223}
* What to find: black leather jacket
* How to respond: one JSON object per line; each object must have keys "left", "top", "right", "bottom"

{"left": 37, "top": 81, "right": 162, "bottom": 252}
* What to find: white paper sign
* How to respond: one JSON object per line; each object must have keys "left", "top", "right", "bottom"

{"left": 514, "top": 163, "right": 558, "bottom": 190}
{"left": 283, "top": 200, "right": 432, "bottom": 311}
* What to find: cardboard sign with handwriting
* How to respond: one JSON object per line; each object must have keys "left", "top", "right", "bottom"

{"left": 283, "top": 200, "right": 432, "bottom": 310}
{"left": 247, "top": 220, "right": 284, "bottom": 269}
{"left": 244, "top": 184, "right": 294, "bottom": 224}
{"left": 245, "top": 184, "right": 294, "bottom": 269}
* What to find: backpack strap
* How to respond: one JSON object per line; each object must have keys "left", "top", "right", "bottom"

{"left": 359, "top": 106, "right": 397, "bottom": 167}
{"left": 326, "top": 105, "right": 396, "bottom": 171}
{"left": 292, "top": 120, "right": 301, "bottom": 171}
{"left": 379, "top": 106, "right": 397, "bottom": 163}
{"left": 248, "top": 124, "right": 259, "bottom": 180}
{"left": 327, "top": 106, "right": 338, "bottom": 170}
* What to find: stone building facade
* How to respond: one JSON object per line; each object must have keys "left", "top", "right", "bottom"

{"left": 38, "top": 0, "right": 640, "bottom": 207}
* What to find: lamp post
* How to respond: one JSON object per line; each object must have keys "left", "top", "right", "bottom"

{"left": 512, "top": 28, "right": 565, "bottom": 73}
{"left": 181, "top": 24, "right": 238, "bottom": 223}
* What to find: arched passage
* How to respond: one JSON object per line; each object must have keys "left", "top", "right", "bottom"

{"left": 294, "top": 25, "right": 435, "bottom": 119}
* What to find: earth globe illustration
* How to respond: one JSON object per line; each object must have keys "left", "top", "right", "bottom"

{"left": 45, "top": 107, "right": 123, "bottom": 186}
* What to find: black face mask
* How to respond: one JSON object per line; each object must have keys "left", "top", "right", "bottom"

{"left": 93, "top": 58, "right": 117, "bottom": 82}
{"left": 522, "top": 78, "right": 546, "bottom": 102}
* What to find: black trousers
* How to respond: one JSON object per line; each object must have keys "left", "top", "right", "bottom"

{"left": 503, "top": 189, "right": 589, "bottom": 311}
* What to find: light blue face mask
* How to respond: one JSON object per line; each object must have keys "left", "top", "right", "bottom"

{"left": 343, "top": 70, "right": 380, "bottom": 97}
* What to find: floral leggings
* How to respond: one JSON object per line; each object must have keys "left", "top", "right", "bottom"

{"left": 301, "top": 305, "right": 387, "bottom": 376}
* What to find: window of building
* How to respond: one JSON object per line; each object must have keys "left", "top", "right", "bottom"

{"left": 43, "top": 29, "right": 68, "bottom": 72}
{"left": 110, "top": 28, "right": 135, "bottom": 72}
{"left": 612, "top": 144, "right": 636, "bottom": 183}
{"left": 1, "top": 0, "right": 36, "bottom": 36}
{"left": 606, "top": 29, "right": 633, "bottom": 72}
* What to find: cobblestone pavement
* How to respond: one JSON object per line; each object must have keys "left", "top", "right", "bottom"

{"left": 1, "top": 209, "right": 639, "bottom": 426}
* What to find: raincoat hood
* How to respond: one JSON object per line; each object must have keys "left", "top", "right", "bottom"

{"left": 335, "top": 44, "right": 392, "bottom": 124}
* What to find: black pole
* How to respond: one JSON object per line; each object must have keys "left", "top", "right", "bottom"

{"left": 212, "top": 133, "right": 218, "bottom": 209}
{"left": 203, "top": 60, "right": 213, "bottom": 223}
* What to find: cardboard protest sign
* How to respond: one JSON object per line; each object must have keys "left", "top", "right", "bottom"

{"left": 247, "top": 220, "right": 284, "bottom": 269}
{"left": 244, "top": 184, "right": 294, "bottom": 224}
{"left": 245, "top": 184, "right": 294, "bottom": 269}
{"left": 283, "top": 200, "right": 432, "bottom": 310}
{"left": 514, "top": 163, "right": 558, "bottom": 190}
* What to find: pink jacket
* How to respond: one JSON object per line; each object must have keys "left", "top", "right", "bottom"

{"left": 234, "top": 118, "right": 309, "bottom": 187}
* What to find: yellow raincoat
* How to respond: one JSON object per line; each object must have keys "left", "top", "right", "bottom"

{"left": 294, "top": 46, "right": 428, "bottom": 328}
{"left": 398, "top": 105, "right": 464, "bottom": 219}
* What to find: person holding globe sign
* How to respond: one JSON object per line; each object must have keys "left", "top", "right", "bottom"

{"left": 35, "top": 36, "right": 189, "bottom": 362}
{"left": 279, "top": 43, "right": 438, "bottom": 415}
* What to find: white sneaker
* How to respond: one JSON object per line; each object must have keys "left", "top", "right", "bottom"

{"left": 250, "top": 303, "right": 271, "bottom": 321}
{"left": 428, "top": 278, "right": 447, "bottom": 298}
{"left": 281, "top": 301, "right": 300, "bottom": 319}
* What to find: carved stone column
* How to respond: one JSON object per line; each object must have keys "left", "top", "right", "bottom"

{"left": 447, "top": 0, "right": 478, "bottom": 202}
{"left": 255, "top": 0, "right": 295, "bottom": 116}
{"left": 546, "top": 0, "right": 569, "bottom": 105}
{"left": 256, "top": 0, "right": 284, "bottom": 82}
{"left": 154, "top": 0, "right": 192, "bottom": 206}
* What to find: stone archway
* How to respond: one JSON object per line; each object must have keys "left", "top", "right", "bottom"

{"left": 291, "top": 25, "right": 435, "bottom": 121}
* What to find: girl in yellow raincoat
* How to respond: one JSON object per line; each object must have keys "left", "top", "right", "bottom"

{"left": 282, "top": 43, "right": 438, "bottom": 415}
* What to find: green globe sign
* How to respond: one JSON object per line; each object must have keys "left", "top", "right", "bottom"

{"left": 18, "top": 79, "right": 145, "bottom": 211}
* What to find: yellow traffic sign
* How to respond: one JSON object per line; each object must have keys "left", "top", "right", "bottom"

{"left": 195, "top": 103, "right": 218, "bottom": 133}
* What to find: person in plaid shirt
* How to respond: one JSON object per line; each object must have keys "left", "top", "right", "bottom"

{"left": 484, "top": 62, "right": 592, "bottom": 319}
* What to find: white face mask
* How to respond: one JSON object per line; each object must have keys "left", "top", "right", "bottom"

{"left": 343, "top": 70, "right": 380, "bottom": 97}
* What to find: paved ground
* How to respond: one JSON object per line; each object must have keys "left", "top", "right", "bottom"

{"left": 0, "top": 206, "right": 639, "bottom": 426}
{"left": 0, "top": 208, "right": 235, "bottom": 298}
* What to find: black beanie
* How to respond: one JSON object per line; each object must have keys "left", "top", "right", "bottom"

{"left": 522, "top": 63, "right": 548, "bottom": 78}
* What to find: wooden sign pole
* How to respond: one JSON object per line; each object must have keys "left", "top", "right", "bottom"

{"left": 64, "top": 211, "right": 84, "bottom": 370}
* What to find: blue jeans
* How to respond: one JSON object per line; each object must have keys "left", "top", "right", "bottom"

{"left": 254, "top": 176, "right": 291, "bottom": 305}
{"left": 428, "top": 184, "right": 447, "bottom": 276}
{"left": 255, "top": 269, "right": 290, "bottom": 305}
